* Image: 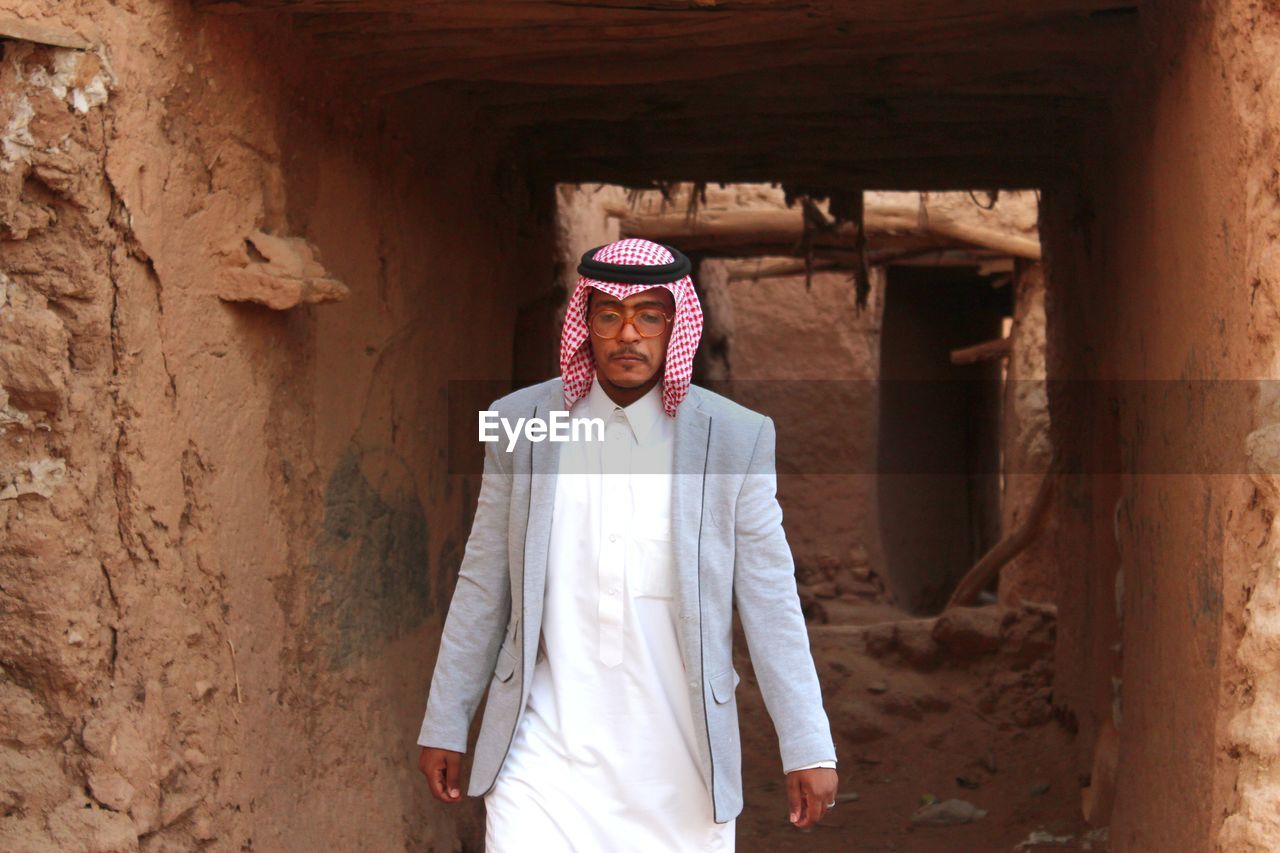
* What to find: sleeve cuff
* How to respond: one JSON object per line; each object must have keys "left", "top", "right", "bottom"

{"left": 417, "top": 713, "right": 469, "bottom": 753}
{"left": 779, "top": 728, "right": 837, "bottom": 773}
{"left": 785, "top": 759, "right": 837, "bottom": 774}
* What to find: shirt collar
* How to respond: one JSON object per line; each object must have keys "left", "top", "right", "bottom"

{"left": 584, "top": 375, "right": 665, "bottom": 445}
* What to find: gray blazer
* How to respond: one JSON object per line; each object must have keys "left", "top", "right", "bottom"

{"left": 417, "top": 377, "right": 836, "bottom": 823}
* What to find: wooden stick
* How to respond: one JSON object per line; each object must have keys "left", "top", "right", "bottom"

{"left": 950, "top": 336, "right": 1012, "bottom": 365}
{"left": 226, "top": 637, "right": 244, "bottom": 705}
{"left": 945, "top": 459, "right": 1057, "bottom": 609}
{"left": 851, "top": 190, "right": 871, "bottom": 308}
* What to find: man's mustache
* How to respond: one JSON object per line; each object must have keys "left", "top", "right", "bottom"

{"left": 611, "top": 349, "right": 647, "bottom": 362}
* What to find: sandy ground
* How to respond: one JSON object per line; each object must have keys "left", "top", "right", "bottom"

{"left": 733, "top": 601, "right": 1107, "bottom": 853}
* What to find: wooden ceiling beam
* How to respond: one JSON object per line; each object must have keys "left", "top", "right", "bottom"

{"left": 296, "top": 9, "right": 798, "bottom": 41}
{"left": 363, "top": 46, "right": 1124, "bottom": 93}
{"left": 336, "top": 9, "right": 1136, "bottom": 82}
{"left": 476, "top": 93, "right": 1103, "bottom": 130}
{"left": 517, "top": 119, "right": 1067, "bottom": 161}
{"left": 194, "top": 0, "right": 1135, "bottom": 17}
{"left": 467, "top": 68, "right": 1106, "bottom": 108}
{"left": 184, "top": 0, "right": 1134, "bottom": 189}
{"left": 724, "top": 245, "right": 1008, "bottom": 277}
{"left": 297, "top": 6, "right": 1133, "bottom": 59}
{"left": 606, "top": 203, "right": 1040, "bottom": 259}
{"left": 528, "top": 154, "right": 1055, "bottom": 190}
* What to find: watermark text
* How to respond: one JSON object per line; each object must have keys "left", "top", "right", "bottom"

{"left": 479, "top": 410, "right": 605, "bottom": 451}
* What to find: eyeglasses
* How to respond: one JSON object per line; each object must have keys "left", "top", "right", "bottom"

{"left": 588, "top": 308, "right": 673, "bottom": 339}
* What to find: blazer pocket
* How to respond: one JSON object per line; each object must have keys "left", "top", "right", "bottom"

{"left": 493, "top": 642, "right": 518, "bottom": 683}
{"left": 710, "top": 666, "right": 740, "bottom": 704}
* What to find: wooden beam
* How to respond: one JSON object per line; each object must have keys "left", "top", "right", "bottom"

{"left": 612, "top": 203, "right": 1041, "bottom": 259}
{"left": 477, "top": 88, "right": 1104, "bottom": 129}
{"left": 946, "top": 457, "right": 1057, "bottom": 610}
{"left": 195, "top": 0, "right": 1134, "bottom": 16}
{"left": 519, "top": 115, "right": 1071, "bottom": 162}
{"left": 300, "top": 7, "right": 1135, "bottom": 61}
{"left": 613, "top": 207, "right": 852, "bottom": 252}
{"left": 533, "top": 155, "right": 1058, "bottom": 192}
{"left": 302, "top": 9, "right": 802, "bottom": 47}
{"left": 914, "top": 213, "right": 1042, "bottom": 260}
{"left": 193, "top": 0, "right": 1136, "bottom": 101}
{"left": 530, "top": 143, "right": 1066, "bottom": 186}
{"left": 371, "top": 53, "right": 1124, "bottom": 95}
{"left": 726, "top": 247, "right": 1006, "bottom": 276}
{"left": 950, "top": 336, "right": 1013, "bottom": 364}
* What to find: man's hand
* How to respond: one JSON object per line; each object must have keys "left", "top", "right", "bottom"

{"left": 419, "top": 746, "right": 465, "bottom": 803}
{"left": 786, "top": 767, "right": 838, "bottom": 828}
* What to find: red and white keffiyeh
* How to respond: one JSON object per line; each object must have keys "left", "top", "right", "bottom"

{"left": 560, "top": 238, "right": 703, "bottom": 417}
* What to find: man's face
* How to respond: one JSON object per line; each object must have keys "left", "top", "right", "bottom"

{"left": 587, "top": 287, "right": 676, "bottom": 390}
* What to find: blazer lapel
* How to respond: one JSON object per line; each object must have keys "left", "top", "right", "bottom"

{"left": 671, "top": 387, "right": 711, "bottom": 676}
{"left": 521, "top": 380, "right": 565, "bottom": 678}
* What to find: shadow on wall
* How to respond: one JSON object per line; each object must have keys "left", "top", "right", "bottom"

{"left": 308, "top": 444, "right": 432, "bottom": 669}
{"left": 877, "top": 266, "right": 1008, "bottom": 614}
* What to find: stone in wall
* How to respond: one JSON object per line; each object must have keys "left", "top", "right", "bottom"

{"left": 218, "top": 230, "right": 350, "bottom": 310}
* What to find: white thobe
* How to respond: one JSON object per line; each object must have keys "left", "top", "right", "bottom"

{"left": 484, "top": 379, "right": 834, "bottom": 850}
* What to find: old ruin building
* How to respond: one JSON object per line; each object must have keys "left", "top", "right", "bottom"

{"left": 557, "top": 183, "right": 1048, "bottom": 619}
{"left": 1, "top": 1, "right": 1277, "bottom": 851}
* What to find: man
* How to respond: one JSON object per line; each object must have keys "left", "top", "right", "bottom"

{"left": 417, "top": 238, "right": 838, "bottom": 849}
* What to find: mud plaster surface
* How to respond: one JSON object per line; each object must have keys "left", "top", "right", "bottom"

{"left": 0, "top": 2, "right": 552, "bottom": 849}
{"left": 4, "top": 0, "right": 1279, "bottom": 849}
{"left": 1039, "top": 1, "right": 1278, "bottom": 848}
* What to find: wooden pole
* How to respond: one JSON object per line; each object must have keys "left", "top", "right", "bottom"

{"left": 945, "top": 457, "right": 1057, "bottom": 609}
{"left": 950, "top": 336, "right": 1013, "bottom": 365}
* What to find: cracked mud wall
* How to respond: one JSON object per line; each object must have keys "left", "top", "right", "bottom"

{"left": 1039, "top": 1, "right": 1276, "bottom": 848}
{"left": 0, "top": 3, "right": 552, "bottom": 850}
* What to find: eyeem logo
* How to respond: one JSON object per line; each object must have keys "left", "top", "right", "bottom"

{"left": 479, "top": 410, "right": 605, "bottom": 451}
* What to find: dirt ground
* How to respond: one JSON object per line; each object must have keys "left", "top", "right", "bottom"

{"left": 734, "top": 600, "right": 1103, "bottom": 853}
